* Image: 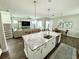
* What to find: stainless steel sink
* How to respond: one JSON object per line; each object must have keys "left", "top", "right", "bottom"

{"left": 44, "top": 35, "right": 52, "bottom": 39}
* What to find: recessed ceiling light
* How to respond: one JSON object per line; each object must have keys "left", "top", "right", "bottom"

{"left": 33, "top": 0, "right": 37, "bottom": 3}
{"left": 5, "top": 10, "right": 9, "bottom": 12}
{"left": 48, "top": 0, "right": 52, "bottom": 2}
{"left": 48, "top": 8, "right": 50, "bottom": 11}
{"left": 52, "top": 15, "right": 55, "bottom": 16}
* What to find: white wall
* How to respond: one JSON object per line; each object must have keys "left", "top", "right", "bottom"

{"left": 11, "top": 17, "right": 32, "bottom": 31}
{"left": 11, "top": 14, "right": 79, "bottom": 38}
{"left": 52, "top": 14, "right": 79, "bottom": 38}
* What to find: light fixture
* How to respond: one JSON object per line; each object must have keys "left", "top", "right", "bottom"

{"left": 33, "top": 0, "right": 37, "bottom": 20}
{"left": 33, "top": 0, "right": 37, "bottom": 29}
{"left": 47, "top": 8, "right": 51, "bottom": 19}
{"left": 48, "top": 0, "right": 52, "bottom": 2}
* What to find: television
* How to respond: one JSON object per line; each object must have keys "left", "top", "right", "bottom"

{"left": 22, "top": 21, "right": 30, "bottom": 26}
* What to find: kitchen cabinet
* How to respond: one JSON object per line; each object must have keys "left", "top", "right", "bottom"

{"left": 28, "top": 47, "right": 43, "bottom": 59}
{"left": 0, "top": 11, "right": 8, "bottom": 52}
{"left": 24, "top": 41, "right": 43, "bottom": 59}
{"left": 42, "top": 37, "right": 56, "bottom": 58}
{"left": 23, "top": 31, "right": 61, "bottom": 59}
{"left": 4, "top": 24, "right": 13, "bottom": 39}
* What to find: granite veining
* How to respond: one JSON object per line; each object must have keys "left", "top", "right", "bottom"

{"left": 22, "top": 31, "right": 61, "bottom": 50}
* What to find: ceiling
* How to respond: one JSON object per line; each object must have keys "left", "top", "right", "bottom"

{"left": 0, "top": 0, "right": 79, "bottom": 18}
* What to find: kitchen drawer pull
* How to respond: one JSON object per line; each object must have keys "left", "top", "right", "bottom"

{"left": 41, "top": 50, "right": 42, "bottom": 54}
{"left": 37, "top": 48, "right": 40, "bottom": 51}
{"left": 52, "top": 42, "right": 54, "bottom": 44}
{"left": 44, "top": 44, "right": 47, "bottom": 48}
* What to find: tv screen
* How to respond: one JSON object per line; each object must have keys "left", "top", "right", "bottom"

{"left": 22, "top": 21, "right": 30, "bottom": 26}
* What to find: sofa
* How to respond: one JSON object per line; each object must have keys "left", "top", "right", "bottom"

{"left": 53, "top": 28, "right": 69, "bottom": 36}
{"left": 13, "top": 29, "right": 41, "bottom": 38}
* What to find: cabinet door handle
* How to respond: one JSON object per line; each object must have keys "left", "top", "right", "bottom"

{"left": 41, "top": 50, "right": 42, "bottom": 54}
{"left": 52, "top": 42, "right": 53, "bottom": 44}
{"left": 44, "top": 44, "right": 47, "bottom": 48}
{"left": 37, "top": 48, "right": 40, "bottom": 51}
{"left": 44, "top": 46, "right": 46, "bottom": 48}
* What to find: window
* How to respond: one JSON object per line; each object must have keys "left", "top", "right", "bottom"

{"left": 37, "top": 21, "right": 43, "bottom": 29}
{"left": 46, "top": 20, "right": 53, "bottom": 30}
{"left": 31, "top": 20, "right": 37, "bottom": 29}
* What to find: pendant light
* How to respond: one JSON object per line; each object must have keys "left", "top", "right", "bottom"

{"left": 33, "top": 0, "right": 37, "bottom": 29}
{"left": 48, "top": 8, "right": 50, "bottom": 19}
{"left": 33, "top": 0, "right": 37, "bottom": 20}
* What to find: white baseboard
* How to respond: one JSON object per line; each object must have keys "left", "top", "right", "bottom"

{"left": 68, "top": 31, "right": 79, "bottom": 38}
{"left": 2, "top": 49, "right": 8, "bottom": 53}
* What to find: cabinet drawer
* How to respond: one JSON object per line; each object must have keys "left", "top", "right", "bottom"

{"left": 42, "top": 39, "right": 55, "bottom": 58}
{"left": 42, "top": 43, "right": 48, "bottom": 58}
{"left": 28, "top": 47, "right": 42, "bottom": 59}
{"left": 51, "top": 38, "right": 56, "bottom": 48}
{"left": 32, "top": 47, "right": 41, "bottom": 54}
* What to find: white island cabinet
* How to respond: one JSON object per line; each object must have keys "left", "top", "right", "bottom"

{"left": 23, "top": 31, "right": 61, "bottom": 59}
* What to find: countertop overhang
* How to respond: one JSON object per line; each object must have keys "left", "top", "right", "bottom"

{"left": 22, "top": 31, "right": 61, "bottom": 51}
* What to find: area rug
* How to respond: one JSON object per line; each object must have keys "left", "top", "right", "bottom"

{"left": 49, "top": 43, "right": 77, "bottom": 59}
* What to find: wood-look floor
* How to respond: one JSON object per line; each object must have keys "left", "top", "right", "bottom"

{"left": 0, "top": 36, "right": 79, "bottom": 59}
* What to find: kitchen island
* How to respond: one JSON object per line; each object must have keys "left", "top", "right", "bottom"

{"left": 22, "top": 31, "right": 61, "bottom": 59}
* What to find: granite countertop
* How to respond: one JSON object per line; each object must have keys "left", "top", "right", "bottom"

{"left": 22, "top": 31, "right": 61, "bottom": 51}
